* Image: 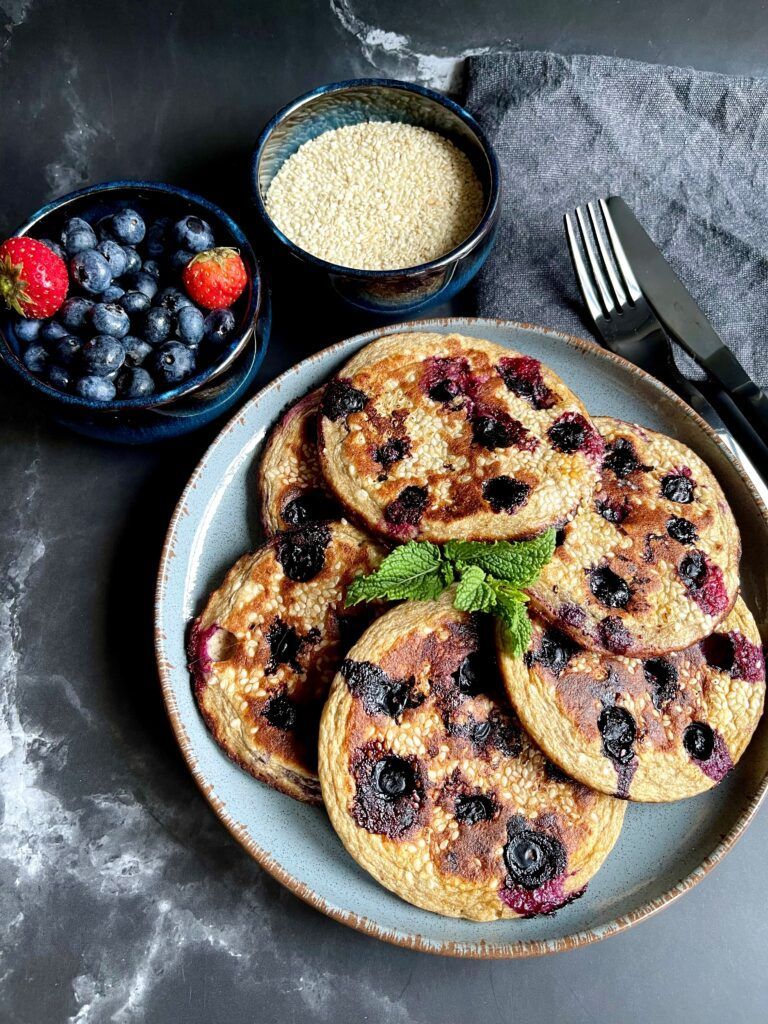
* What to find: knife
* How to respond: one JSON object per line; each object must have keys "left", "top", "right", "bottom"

{"left": 606, "top": 196, "right": 768, "bottom": 440}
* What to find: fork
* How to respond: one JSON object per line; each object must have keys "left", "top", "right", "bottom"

{"left": 565, "top": 198, "right": 768, "bottom": 507}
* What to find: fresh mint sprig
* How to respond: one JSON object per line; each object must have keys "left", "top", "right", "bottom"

{"left": 345, "top": 528, "right": 556, "bottom": 658}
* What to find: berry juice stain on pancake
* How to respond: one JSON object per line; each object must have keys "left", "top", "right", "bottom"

{"left": 317, "top": 332, "right": 603, "bottom": 543}
{"left": 319, "top": 592, "right": 625, "bottom": 919}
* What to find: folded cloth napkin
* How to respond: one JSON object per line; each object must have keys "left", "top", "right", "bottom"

{"left": 463, "top": 51, "right": 768, "bottom": 386}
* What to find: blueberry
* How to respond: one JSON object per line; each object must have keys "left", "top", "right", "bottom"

{"left": 453, "top": 652, "right": 483, "bottom": 695}
{"left": 40, "top": 320, "right": 69, "bottom": 344}
{"left": 122, "top": 246, "right": 142, "bottom": 276}
{"left": 142, "top": 259, "right": 161, "bottom": 279}
{"left": 589, "top": 567, "right": 631, "bottom": 609}
{"left": 372, "top": 757, "right": 415, "bottom": 800}
{"left": 131, "top": 272, "right": 158, "bottom": 301}
{"left": 174, "top": 304, "right": 205, "bottom": 345}
{"left": 548, "top": 416, "right": 586, "bottom": 453}
{"left": 58, "top": 296, "right": 94, "bottom": 331}
{"left": 75, "top": 375, "right": 116, "bottom": 402}
{"left": 275, "top": 522, "right": 331, "bottom": 583}
{"left": 47, "top": 364, "right": 71, "bottom": 391}
{"left": 531, "top": 628, "right": 578, "bottom": 676}
{"left": 22, "top": 343, "right": 48, "bottom": 373}
{"left": 90, "top": 302, "right": 130, "bottom": 339}
{"left": 503, "top": 826, "right": 566, "bottom": 889}
{"left": 281, "top": 490, "right": 337, "bottom": 527}
{"left": 322, "top": 378, "right": 369, "bottom": 421}
{"left": 203, "top": 307, "right": 236, "bottom": 344}
{"left": 40, "top": 238, "right": 66, "bottom": 260}
{"left": 143, "top": 307, "right": 172, "bottom": 345}
{"left": 122, "top": 335, "right": 152, "bottom": 367}
{"left": 603, "top": 437, "right": 641, "bottom": 478}
{"left": 262, "top": 691, "right": 298, "bottom": 731}
{"left": 455, "top": 794, "right": 495, "bottom": 825}
{"left": 110, "top": 208, "right": 145, "bottom": 245}
{"left": 95, "top": 216, "right": 117, "bottom": 242}
{"left": 384, "top": 486, "right": 429, "bottom": 528}
{"left": 595, "top": 497, "right": 629, "bottom": 524}
{"left": 482, "top": 475, "right": 531, "bottom": 513}
{"left": 341, "top": 659, "right": 415, "bottom": 719}
{"left": 169, "top": 248, "right": 194, "bottom": 272}
{"left": 173, "top": 214, "right": 214, "bottom": 253}
{"left": 428, "top": 378, "right": 461, "bottom": 402}
{"left": 144, "top": 218, "right": 171, "bottom": 258}
{"left": 119, "top": 290, "right": 151, "bottom": 316}
{"left": 374, "top": 437, "right": 410, "bottom": 470}
{"left": 598, "top": 705, "right": 636, "bottom": 764}
{"left": 51, "top": 334, "right": 82, "bottom": 367}
{"left": 70, "top": 249, "right": 112, "bottom": 295}
{"left": 155, "top": 286, "right": 192, "bottom": 313}
{"left": 96, "top": 239, "right": 128, "bottom": 277}
{"left": 14, "top": 317, "right": 42, "bottom": 342}
{"left": 683, "top": 721, "right": 714, "bottom": 761}
{"left": 472, "top": 414, "right": 516, "bottom": 450}
{"left": 667, "top": 515, "right": 698, "bottom": 545}
{"left": 661, "top": 473, "right": 695, "bottom": 503}
{"left": 264, "top": 616, "right": 320, "bottom": 674}
{"left": 116, "top": 366, "right": 155, "bottom": 398}
{"left": 679, "top": 550, "right": 706, "bottom": 589}
{"left": 643, "top": 658, "right": 679, "bottom": 710}
{"left": 149, "top": 340, "right": 196, "bottom": 385}
{"left": 61, "top": 216, "right": 97, "bottom": 255}
{"left": 80, "top": 335, "right": 125, "bottom": 377}
{"left": 102, "top": 284, "right": 125, "bottom": 303}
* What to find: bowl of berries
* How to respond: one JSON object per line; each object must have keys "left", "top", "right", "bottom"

{"left": 0, "top": 180, "right": 270, "bottom": 442}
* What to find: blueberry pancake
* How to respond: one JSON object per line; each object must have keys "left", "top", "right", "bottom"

{"left": 527, "top": 417, "right": 740, "bottom": 656}
{"left": 498, "top": 600, "right": 765, "bottom": 801}
{"left": 188, "top": 521, "right": 384, "bottom": 804}
{"left": 319, "top": 592, "right": 626, "bottom": 919}
{"left": 258, "top": 388, "right": 339, "bottom": 534}
{"left": 317, "top": 332, "right": 604, "bottom": 543}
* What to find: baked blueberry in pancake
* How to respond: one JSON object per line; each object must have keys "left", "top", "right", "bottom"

{"left": 527, "top": 417, "right": 740, "bottom": 656}
{"left": 258, "top": 388, "right": 339, "bottom": 534}
{"left": 319, "top": 592, "right": 626, "bottom": 919}
{"left": 188, "top": 521, "right": 385, "bottom": 804}
{"left": 497, "top": 599, "right": 764, "bottom": 801}
{"left": 317, "top": 332, "right": 603, "bottom": 543}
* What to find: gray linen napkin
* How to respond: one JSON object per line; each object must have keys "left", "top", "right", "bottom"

{"left": 463, "top": 51, "right": 768, "bottom": 386}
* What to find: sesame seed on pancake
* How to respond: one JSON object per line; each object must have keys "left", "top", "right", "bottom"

{"left": 527, "top": 417, "right": 741, "bottom": 656}
{"left": 258, "top": 388, "right": 340, "bottom": 534}
{"left": 319, "top": 591, "right": 626, "bottom": 920}
{"left": 188, "top": 520, "right": 385, "bottom": 804}
{"left": 498, "top": 600, "right": 765, "bottom": 801}
{"left": 317, "top": 332, "right": 603, "bottom": 543}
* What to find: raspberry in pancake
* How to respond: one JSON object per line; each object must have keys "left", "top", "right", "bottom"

{"left": 258, "top": 388, "right": 339, "bottom": 534}
{"left": 317, "top": 332, "right": 603, "bottom": 543}
{"left": 319, "top": 592, "right": 626, "bottom": 919}
{"left": 498, "top": 600, "right": 765, "bottom": 801}
{"left": 188, "top": 521, "right": 384, "bottom": 803}
{"left": 527, "top": 417, "right": 740, "bottom": 656}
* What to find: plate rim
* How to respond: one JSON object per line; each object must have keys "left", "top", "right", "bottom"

{"left": 154, "top": 316, "right": 768, "bottom": 959}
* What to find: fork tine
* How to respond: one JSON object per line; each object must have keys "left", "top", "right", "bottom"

{"left": 564, "top": 212, "right": 604, "bottom": 325}
{"left": 598, "top": 198, "right": 642, "bottom": 303}
{"left": 587, "top": 201, "right": 627, "bottom": 308}
{"left": 575, "top": 205, "right": 615, "bottom": 316}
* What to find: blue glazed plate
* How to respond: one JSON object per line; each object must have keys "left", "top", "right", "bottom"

{"left": 155, "top": 318, "right": 768, "bottom": 957}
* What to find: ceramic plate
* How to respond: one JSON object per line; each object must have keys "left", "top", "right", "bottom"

{"left": 155, "top": 318, "right": 768, "bottom": 957}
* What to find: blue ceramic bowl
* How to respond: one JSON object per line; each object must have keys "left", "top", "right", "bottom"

{"left": 251, "top": 79, "right": 500, "bottom": 315}
{"left": 0, "top": 181, "right": 270, "bottom": 443}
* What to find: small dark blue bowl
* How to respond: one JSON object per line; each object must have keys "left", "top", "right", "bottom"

{"left": 251, "top": 79, "right": 500, "bottom": 315}
{"left": 0, "top": 181, "right": 270, "bottom": 443}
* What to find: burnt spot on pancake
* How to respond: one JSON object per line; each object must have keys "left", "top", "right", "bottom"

{"left": 482, "top": 475, "right": 531, "bottom": 513}
{"left": 264, "top": 617, "right": 320, "bottom": 675}
{"left": 275, "top": 522, "right": 331, "bottom": 582}
{"left": 350, "top": 741, "right": 424, "bottom": 839}
{"left": 471, "top": 409, "right": 537, "bottom": 452}
{"left": 383, "top": 485, "right": 428, "bottom": 533}
{"left": 373, "top": 436, "right": 411, "bottom": 471}
{"left": 340, "top": 659, "right": 420, "bottom": 719}
{"left": 321, "top": 378, "right": 369, "bottom": 421}
{"left": 262, "top": 690, "right": 298, "bottom": 731}
{"left": 496, "top": 355, "right": 556, "bottom": 410}
{"left": 281, "top": 489, "right": 337, "bottom": 527}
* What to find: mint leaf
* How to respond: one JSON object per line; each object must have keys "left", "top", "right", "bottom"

{"left": 444, "top": 528, "right": 556, "bottom": 588}
{"left": 454, "top": 565, "right": 498, "bottom": 613}
{"left": 495, "top": 595, "right": 533, "bottom": 658}
{"left": 346, "top": 541, "right": 454, "bottom": 606}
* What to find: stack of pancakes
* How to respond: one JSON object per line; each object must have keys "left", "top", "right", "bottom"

{"left": 188, "top": 332, "right": 765, "bottom": 921}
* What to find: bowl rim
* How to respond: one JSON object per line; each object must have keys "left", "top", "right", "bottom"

{"left": 251, "top": 77, "right": 501, "bottom": 278}
{"left": 0, "top": 179, "right": 265, "bottom": 411}
{"left": 155, "top": 315, "right": 768, "bottom": 959}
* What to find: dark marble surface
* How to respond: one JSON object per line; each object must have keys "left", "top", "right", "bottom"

{"left": 2, "top": 2, "right": 768, "bottom": 1021}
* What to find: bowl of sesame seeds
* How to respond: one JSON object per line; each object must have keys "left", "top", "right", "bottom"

{"left": 251, "top": 79, "right": 500, "bottom": 314}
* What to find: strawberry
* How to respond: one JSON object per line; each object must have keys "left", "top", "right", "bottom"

{"left": 0, "top": 237, "right": 68, "bottom": 318}
{"left": 182, "top": 247, "right": 247, "bottom": 310}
